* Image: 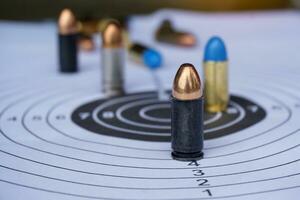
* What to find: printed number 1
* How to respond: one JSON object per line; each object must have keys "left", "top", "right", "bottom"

{"left": 203, "top": 189, "right": 212, "bottom": 196}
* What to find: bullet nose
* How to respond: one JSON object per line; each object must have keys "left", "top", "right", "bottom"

{"left": 204, "top": 36, "right": 227, "bottom": 62}
{"left": 178, "top": 34, "right": 196, "bottom": 47}
{"left": 143, "top": 49, "right": 162, "bottom": 69}
{"left": 58, "top": 9, "right": 77, "bottom": 35}
{"left": 102, "top": 20, "right": 123, "bottom": 48}
{"left": 172, "top": 63, "right": 202, "bottom": 100}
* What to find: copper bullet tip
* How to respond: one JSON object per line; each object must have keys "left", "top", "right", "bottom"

{"left": 58, "top": 9, "right": 78, "bottom": 35}
{"left": 102, "top": 20, "right": 123, "bottom": 48}
{"left": 79, "top": 34, "right": 95, "bottom": 51}
{"left": 172, "top": 63, "right": 202, "bottom": 100}
{"left": 178, "top": 34, "right": 196, "bottom": 47}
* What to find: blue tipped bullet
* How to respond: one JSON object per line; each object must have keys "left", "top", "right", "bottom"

{"left": 129, "top": 42, "right": 167, "bottom": 100}
{"left": 204, "top": 36, "right": 227, "bottom": 62}
{"left": 129, "top": 43, "right": 162, "bottom": 70}
{"left": 203, "top": 36, "right": 229, "bottom": 112}
{"left": 143, "top": 49, "right": 162, "bottom": 69}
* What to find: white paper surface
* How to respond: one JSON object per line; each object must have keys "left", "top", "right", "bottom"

{"left": 0, "top": 9, "right": 300, "bottom": 200}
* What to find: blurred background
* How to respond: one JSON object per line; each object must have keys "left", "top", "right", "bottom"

{"left": 1, "top": 0, "right": 300, "bottom": 21}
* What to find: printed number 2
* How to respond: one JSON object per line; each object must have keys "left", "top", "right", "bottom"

{"left": 197, "top": 179, "right": 209, "bottom": 186}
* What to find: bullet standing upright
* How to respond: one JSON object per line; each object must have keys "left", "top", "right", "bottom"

{"left": 78, "top": 33, "right": 95, "bottom": 51}
{"left": 101, "top": 20, "right": 124, "bottom": 96}
{"left": 171, "top": 63, "right": 204, "bottom": 161}
{"left": 58, "top": 9, "right": 78, "bottom": 73}
{"left": 203, "top": 36, "right": 229, "bottom": 113}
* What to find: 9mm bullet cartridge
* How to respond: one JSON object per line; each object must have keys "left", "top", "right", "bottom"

{"left": 203, "top": 36, "right": 229, "bottom": 113}
{"left": 171, "top": 63, "right": 204, "bottom": 161}
{"left": 58, "top": 9, "right": 78, "bottom": 73}
{"left": 101, "top": 20, "right": 125, "bottom": 96}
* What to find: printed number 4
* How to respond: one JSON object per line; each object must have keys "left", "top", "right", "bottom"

{"left": 188, "top": 160, "right": 200, "bottom": 166}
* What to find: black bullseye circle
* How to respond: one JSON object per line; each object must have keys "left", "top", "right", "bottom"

{"left": 72, "top": 91, "right": 266, "bottom": 141}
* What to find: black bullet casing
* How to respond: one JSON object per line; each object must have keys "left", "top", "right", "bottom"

{"left": 171, "top": 96, "right": 204, "bottom": 161}
{"left": 130, "top": 43, "right": 147, "bottom": 54}
{"left": 59, "top": 33, "right": 78, "bottom": 73}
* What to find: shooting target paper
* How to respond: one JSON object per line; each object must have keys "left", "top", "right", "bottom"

{"left": 0, "top": 10, "right": 299, "bottom": 200}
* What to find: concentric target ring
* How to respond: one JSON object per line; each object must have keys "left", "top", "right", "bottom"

{"left": 0, "top": 73, "right": 299, "bottom": 200}
{"left": 139, "top": 104, "right": 171, "bottom": 123}
{"left": 73, "top": 92, "right": 266, "bottom": 141}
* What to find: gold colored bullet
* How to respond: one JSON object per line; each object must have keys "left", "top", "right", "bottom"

{"left": 78, "top": 20, "right": 100, "bottom": 35}
{"left": 78, "top": 34, "right": 95, "bottom": 51}
{"left": 203, "top": 36, "right": 229, "bottom": 113}
{"left": 155, "top": 20, "right": 196, "bottom": 47}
